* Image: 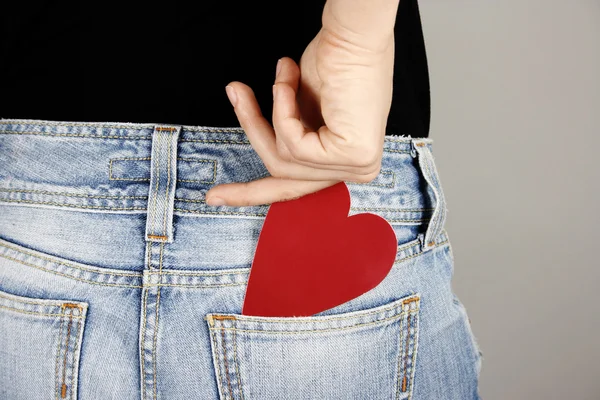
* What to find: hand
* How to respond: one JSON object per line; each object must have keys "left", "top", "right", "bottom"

{"left": 205, "top": 19, "right": 395, "bottom": 207}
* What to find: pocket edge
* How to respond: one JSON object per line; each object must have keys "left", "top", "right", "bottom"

{"left": 205, "top": 292, "right": 420, "bottom": 334}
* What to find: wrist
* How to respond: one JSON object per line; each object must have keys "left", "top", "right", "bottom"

{"left": 322, "top": 0, "right": 399, "bottom": 50}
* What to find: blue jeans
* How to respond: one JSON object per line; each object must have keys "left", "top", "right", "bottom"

{"left": 0, "top": 118, "right": 482, "bottom": 399}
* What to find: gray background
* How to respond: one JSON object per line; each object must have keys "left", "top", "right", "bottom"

{"left": 419, "top": 1, "right": 600, "bottom": 399}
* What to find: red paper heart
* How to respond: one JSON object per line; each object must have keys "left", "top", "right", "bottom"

{"left": 242, "top": 181, "right": 398, "bottom": 317}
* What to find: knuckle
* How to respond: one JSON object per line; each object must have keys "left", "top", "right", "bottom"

{"left": 285, "top": 142, "right": 302, "bottom": 161}
{"left": 341, "top": 139, "right": 381, "bottom": 168}
{"left": 276, "top": 143, "right": 294, "bottom": 162}
{"left": 265, "top": 160, "right": 285, "bottom": 177}
{"left": 353, "top": 162, "right": 382, "bottom": 183}
{"left": 352, "top": 149, "right": 380, "bottom": 168}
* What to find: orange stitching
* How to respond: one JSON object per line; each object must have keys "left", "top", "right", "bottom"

{"left": 213, "top": 315, "right": 237, "bottom": 321}
{"left": 69, "top": 310, "right": 82, "bottom": 400}
{"left": 155, "top": 127, "right": 177, "bottom": 131}
{"left": 220, "top": 325, "right": 235, "bottom": 399}
{"left": 147, "top": 234, "right": 167, "bottom": 240}
{"left": 402, "top": 297, "right": 419, "bottom": 305}
{"left": 55, "top": 306, "right": 66, "bottom": 400}
{"left": 60, "top": 308, "right": 74, "bottom": 398}
{"left": 61, "top": 303, "right": 82, "bottom": 309}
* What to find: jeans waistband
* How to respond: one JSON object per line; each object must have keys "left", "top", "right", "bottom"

{"left": 0, "top": 118, "right": 446, "bottom": 251}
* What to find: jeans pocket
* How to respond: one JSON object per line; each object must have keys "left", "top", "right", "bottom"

{"left": 0, "top": 287, "right": 88, "bottom": 400}
{"left": 205, "top": 293, "right": 421, "bottom": 400}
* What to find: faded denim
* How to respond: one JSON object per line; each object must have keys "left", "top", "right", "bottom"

{"left": 0, "top": 118, "right": 482, "bottom": 399}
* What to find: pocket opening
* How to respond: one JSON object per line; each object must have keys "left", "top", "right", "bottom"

{"left": 206, "top": 293, "right": 422, "bottom": 400}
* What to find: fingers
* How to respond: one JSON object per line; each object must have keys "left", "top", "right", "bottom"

{"left": 224, "top": 80, "right": 379, "bottom": 183}
{"left": 225, "top": 81, "right": 281, "bottom": 169}
{"left": 206, "top": 176, "right": 340, "bottom": 207}
{"left": 272, "top": 60, "right": 355, "bottom": 168}
{"left": 211, "top": 57, "right": 384, "bottom": 207}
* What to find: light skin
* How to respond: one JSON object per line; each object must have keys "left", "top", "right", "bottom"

{"left": 205, "top": 0, "right": 401, "bottom": 207}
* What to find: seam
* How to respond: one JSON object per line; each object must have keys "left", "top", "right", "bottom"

{"left": 0, "top": 239, "right": 448, "bottom": 288}
{"left": 0, "top": 188, "right": 148, "bottom": 199}
{"left": 0, "top": 198, "right": 147, "bottom": 210}
{"left": 152, "top": 243, "right": 161, "bottom": 400}
{"left": 0, "top": 197, "right": 434, "bottom": 217}
{"left": 350, "top": 207, "right": 434, "bottom": 212}
{"left": 0, "top": 253, "right": 143, "bottom": 287}
{"left": 153, "top": 241, "right": 164, "bottom": 400}
{"left": 176, "top": 158, "right": 217, "bottom": 184}
{"left": 0, "top": 121, "right": 248, "bottom": 132}
{"left": 0, "top": 128, "right": 428, "bottom": 145}
{"left": 146, "top": 242, "right": 152, "bottom": 275}
{"left": 394, "top": 239, "right": 448, "bottom": 264}
{"left": 108, "top": 157, "right": 149, "bottom": 181}
{"left": 144, "top": 283, "right": 249, "bottom": 288}
{"left": 173, "top": 208, "right": 429, "bottom": 221}
{"left": 147, "top": 234, "right": 167, "bottom": 240}
{"left": 385, "top": 149, "right": 412, "bottom": 154}
{"left": 209, "top": 294, "right": 419, "bottom": 324}
{"left": 69, "top": 309, "right": 82, "bottom": 400}
{"left": 232, "top": 323, "right": 244, "bottom": 400}
{"left": 350, "top": 170, "right": 395, "bottom": 188}
{"left": 141, "top": 288, "right": 149, "bottom": 400}
{"left": 55, "top": 305, "right": 66, "bottom": 400}
{"left": 209, "top": 316, "right": 226, "bottom": 399}
{"left": 407, "top": 309, "right": 420, "bottom": 400}
{"left": 0, "top": 131, "right": 151, "bottom": 139}
{"left": 0, "top": 292, "right": 85, "bottom": 307}
{"left": 0, "top": 240, "right": 448, "bottom": 290}
{"left": 0, "top": 122, "right": 429, "bottom": 142}
{"left": 208, "top": 309, "right": 419, "bottom": 335}
{"left": 221, "top": 320, "right": 235, "bottom": 399}
{"left": 0, "top": 304, "right": 86, "bottom": 318}
{"left": 0, "top": 242, "right": 141, "bottom": 276}
{"left": 395, "top": 308, "right": 404, "bottom": 400}
{"left": 60, "top": 306, "right": 74, "bottom": 398}
{"left": 396, "top": 240, "right": 420, "bottom": 255}
{"left": 401, "top": 313, "right": 412, "bottom": 392}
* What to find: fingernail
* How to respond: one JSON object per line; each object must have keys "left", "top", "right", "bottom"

{"left": 276, "top": 58, "right": 282, "bottom": 78}
{"left": 225, "top": 86, "right": 237, "bottom": 107}
{"left": 206, "top": 196, "right": 226, "bottom": 206}
{"left": 272, "top": 84, "right": 277, "bottom": 99}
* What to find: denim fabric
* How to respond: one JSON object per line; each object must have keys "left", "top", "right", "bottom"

{"left": 0, "top": 118, "right": 482, "bottom": 400}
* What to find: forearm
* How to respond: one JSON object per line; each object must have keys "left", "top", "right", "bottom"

{"left": 322, "top": 0, "right": 400, "bottom": 50}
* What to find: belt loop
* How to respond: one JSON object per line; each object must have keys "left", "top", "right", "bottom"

{"left": 412, "top": 138, "right": 447, "bottom": 251}
{"left": 145, "top": 125, "right": 181, "bottom": 243}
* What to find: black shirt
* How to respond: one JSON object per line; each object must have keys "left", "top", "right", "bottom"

{"left": 0, "top": 1, "right": 430, "bottom": 137}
